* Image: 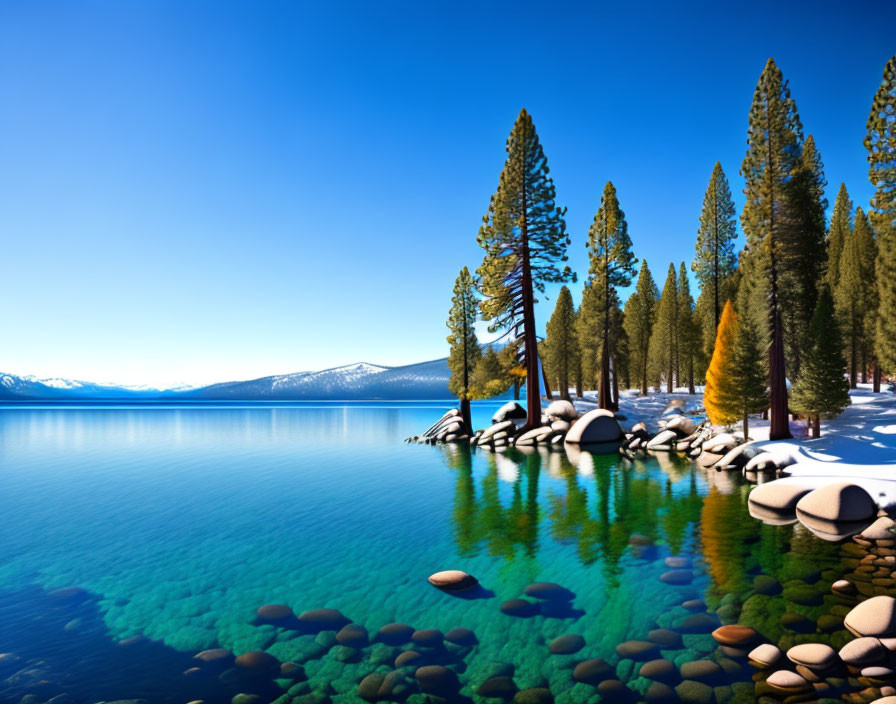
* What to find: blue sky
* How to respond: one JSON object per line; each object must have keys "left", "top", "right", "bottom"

{"left": 0, "top": 0, "right": 892, "bottom": 388}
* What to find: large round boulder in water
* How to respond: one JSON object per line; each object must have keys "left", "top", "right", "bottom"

{"left": 748, "top": 481, "right": 812, "bottom": 520}
{"left": 795, "top": 482, "right": 877, "bottom": 532}
{"left": 492, "top": 402, "right": 526, "bottom": 424}
{"left": 428, "top": 570, "right": 478, "bottom": 591}
{"left": 565, "top": 409, "right": 622, "bottom": 445}
{"left": 546, "top": 399, "right": 577, "bottom": 421}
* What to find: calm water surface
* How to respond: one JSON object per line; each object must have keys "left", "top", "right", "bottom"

{"left": 0, "top": 403, "right": 860, "bottom": 704}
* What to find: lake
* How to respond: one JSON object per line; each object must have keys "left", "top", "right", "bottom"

{"left": 0, "top": 402, "right": 871, "bottom": 704}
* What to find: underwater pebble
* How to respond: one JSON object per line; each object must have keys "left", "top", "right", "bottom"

{"left": 444, "top": 627, "right": 477, "bottom": 646}
{"left": 234, "top": 650, "right": 279, "bottom": 674}
{"left": 573, "top": 658, "right": 614, "bottom": 685}
{"left": 376, "top": 622, "right": 414, "bottom": 644}
{"left": 394, "top": 650, "right": 423, "bottom": 667}
{"left": 524, "top": 582, "right": 574, "bottom": 601}
{"left": 845, "top": 595, "right": 896, "bottom": 637}
{"left": 415, "top": 664, "right": 459, "bottom": 693}
{"left": 297, "top": 608, "right": 349, "bottom": 631}
{"left": 335, "top": 623, "right": 368, "bottom": 648}
{"left": 659, "top": 569, "right": 693, "bottom": 585}
{"left": 711, "top": 624, "right": 758, "bottom": 647}
{"left": 639, "top": 658, "right": 677, "bottom": 681}
{"left": 548, "top": 634, "right": 585, "bottom": 655}
{"left": 478, "top": 675, "right": 518, "bottom": 698}
{"left": 500, "top": 598, "right": 539, "bottom": 617}
{"left": 411, "top": 628, "right": 444, "bottom": 648}
{"left": 616, "top": 640, "right": 659, "bottom": 660}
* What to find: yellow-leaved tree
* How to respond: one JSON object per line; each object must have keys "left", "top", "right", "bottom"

{"left": 704, "top": 300, "right": 740, "bottom": 426}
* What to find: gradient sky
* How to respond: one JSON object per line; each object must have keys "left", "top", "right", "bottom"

{"left": 0, "top": 1, "right": 893, "bottom": 388}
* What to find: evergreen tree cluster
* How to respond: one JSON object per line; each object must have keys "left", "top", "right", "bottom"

{"left": 444, "top": 55, "right": 896, "bottom": 438}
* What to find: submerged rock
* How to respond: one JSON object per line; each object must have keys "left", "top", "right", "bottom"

{"left": 787, "top": 642, "right": 838, "bottom": 669}
{"left": 748, "top": 643, "right": 783, "bottom": 668}
{"left": 376, "top": 622, "right": 414, "bottom": 644}
{"left": 415, "top": 665, "right": 459, "bottom": 693}
{"left": 548, "top": 634, "right": 585, "bottom": 654}
{"left": 524, "top": 582, "right": 574, "bottom": 601}
{"left": 573, "top": 658, "right": 614, "bottom": 684}
{"left": 839, "top": 636, "right": 887, "bottom": 665}
{"left": 297, "top": 608, "right": 349, "bottom": 631}
{"left": 711, "top": 625, "right": 758, "bottom": 647}
{"left": 500, "top": 598, "right": 539, "bottom": 617}
{"left": 234, "top": 650, "right": 279, "bottom": 674}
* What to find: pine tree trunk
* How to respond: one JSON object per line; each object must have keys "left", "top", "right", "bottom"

{"left": 769, "top": 310, "right": 792, "bottom": 440}
{"left": 460, "top": 398, "right": 472, "bottom": 436}
{"left": 667, "top": 361, "right": 673, "bottom": 394}
{"left": 850, "top": 335, "right": 857, "bottom": 388}
{"left": 743, "top": 410, "right": 749, "bottom": 441}
{"left": 611, "top": 356, "right": 619, "bottom": 409}
{"left": 513, "top": 378, "right": 521, "bottom": 400}
{"left": 519, "top": 193, "right": 541, "bottom": 429}
{"left": 813, "top": 415, "right": 821, "bottom": 438}
{"left": 688, "top": 355, "right": 695, "bottom": 395}
{"left": 641, "top": 357, "right": 648, "bottom": 396}
{"left": 873, "top": 360, "right": 882, "bottom": 393}
{"left": 576, "top": 366, "right": 583, "bottom": 398}
{"left": 861, "top": 346, "right": 868, "bottom": 384}
{"left": 540, "top": 356, "right": 553, "bottom": 402}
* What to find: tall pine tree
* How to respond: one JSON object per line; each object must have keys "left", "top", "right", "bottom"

{"left": 477, "top": 109, "right": 573, "bottom": 426}
{"left": 865, "top": 56, "right": 896, "bottom": 381}
{"left": 585, "top": 181, "right": 636, "bottom": 409}
{"left": 623, "top": 260, "right": 659, "bottom": 395}
{"left": 693, "top": 161, "right": 738, "bottom": 338}
{"left": 740, "top": 58, "right": 802, "bottom": 440}
{"left": 446, "top": 267, "right": 481, "bottom": 433}
{"left": 678, "top": 262, "right": 701, "bottom": 395}
{"left": 542, "top": 286, "right": 579, "bottom": 401}
{"left": 835, "top": 208, "right": 876, "bottom": 387}
{"left": 826, "top": 183, "right": 853, "bottom": 289}
{"left": 790, "top": 287, "right": 851, "bottom": 438}
{"left": 648, "top": 264, "right": 679, "bottom": 393}
{"left": 731, "top": 288, "right": 769, "bottom": 440}
{"left": 780, "top": 134, "right": 828, "bottom": 377}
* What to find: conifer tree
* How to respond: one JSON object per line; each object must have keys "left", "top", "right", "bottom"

{"left": 740, "top": 58, "right": 803, "bottom": 440}
{"left": 780, "top": 134, "right": 828, "bottom": 376}
{"left": 693, "top": 162, "right": 738, "bottom": 335}
{"left": 585, "top": 181, "right": 636, "bottom": 409}
{"left": 826, "top": 183, "right": 853, "bottom": 289}
{"left": 472, "top": 347, "right": 513, "bottom": 399}
{"left": 678, "top": 262, "right": 700, "bottom": 394}
{"left": 648, "top": 264, "right": 679, "bottom": 393}
{"left": 477, "top": 109, "right": 573, "bottom": 427}
{"left": 577, "top": 284, "right": 625, "bottom": 401}
{"left": 730, "top": 289, "right": 769, "bottom": 440}
{"left": 865, "top": 56, "right": 896, "bottom": 379}
{"left": 623, "top": 260, "right": 659, "bottom": 395}
{"left": 790, "top": 287, "right": 851, "bottom": 438}
{"left": 446, "top": 267, "right": 481, "bottom": 433}
{"left": 836, "top": 208, "right": 877, "bottom": 387}
{"left": 542, "top": 286, "right": 579, "bottom": 401}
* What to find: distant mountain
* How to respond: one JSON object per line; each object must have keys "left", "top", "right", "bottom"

{"left": 183, "top": 359, "right": 452, "bottom": 400}
{"left": 0, "top": 359, "right": 454, "bottom": 401}
{"left": 0, "top": 374, "right": 174, "bottom": 400}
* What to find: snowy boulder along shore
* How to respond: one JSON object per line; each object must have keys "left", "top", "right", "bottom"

{"left": 492, "top": 402, "right": 526, "bottom": 424}
{"left": 408, "top": 408, "right": 470, "bottom": 444}
{"left": 546, "top": 399, "right": 577, "bottom": 422}
{"left": 565, "top": 409, "right": 623, "bottom": 445}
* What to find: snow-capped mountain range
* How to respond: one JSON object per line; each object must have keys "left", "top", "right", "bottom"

{"left": 0, "top": 359, "right": 453, "bottom": 401}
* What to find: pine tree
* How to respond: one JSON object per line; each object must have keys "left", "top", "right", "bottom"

{"left": 477, "top": 109, "right": 574, "bottom": 427}
{"left": 865, "top": 56, "right": 896, "bottom": 379}
{"left": 740, "top": 58, "right": 803, "bottom": 440}
{"left": 542, "top": 286, "right": 579, "bottom": 401}
{"left": 779, "top": 134, "right": 828, "bottom": 377}
{"left": 678, "top": 262, "right": 700, "bottom": 395}
{"left": 623, "top": 260, "right": 659, "bottom": 395}
{"left": 731, "top": 288, "right": 769, "bottom": 440}
{"left": 836, "top": 208, "right": 877, "bottom": 387}
{"left": 472, "top": 346, "right": 513, "bottom": 399}
{"left": 826, "top": 183, "right": 853, "bottom": 289}
{"left": 648, "top": 264, "right": 679, "bottom": 393}
{"left": 585, "top": 181, "right": 637, "bottom": 409}
{"left": 446, "top": 267, "right": 481, "bottom": 433}
{"left": 693, "top": 162, "right": 738, "bottom": 337}
{"left": 790, "top": 287, "right": 851, "bottom": 438}
{"left": 577, "top": 283, "right": 625, "bottom": 401}
{"left": 704, "top": 300, "right": 741, "bottom": 427}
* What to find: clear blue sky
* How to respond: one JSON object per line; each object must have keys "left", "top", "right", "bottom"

{"left": 0, "top": 0, "right": 892, "bottom": 388}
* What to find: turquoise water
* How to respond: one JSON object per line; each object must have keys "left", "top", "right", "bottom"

{"left": 0, "top": 403, "right": 853, "bottom": 704}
